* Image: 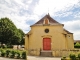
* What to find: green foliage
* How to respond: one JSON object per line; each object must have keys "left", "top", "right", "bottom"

{"left": 61, "top": 56, "right": 66, "bottom": 60}
{"left": 0, "top": 49, "right": 2, "bottom": 56}
{"left": 63, "top": 56, "right": 66, "bottom": 59}
{"left": 0, "top": 44, "right": 7, "bottom": 48}
{"left": 10, "top": 50, "right": 16, "bottom": 58}
{"left": 78, "top": 53, "right": 80, "bottom": 59}
{"left": 15, "top": 51, "right": 21, "bottom": 59}
{"left": 69, "top": 53, "right": 76, "bottom": 60}
{"left": 0, "top": 17, "right": 25, "bottom": 45}
{"left": 18, "top": 29, "right": 25, "bottom": 45}
{"left": 7, "top": 45, "right": 13, "bottom": 48}
{"left": 1, "top": 49, "right": 6, "bottom": 57}
{"left": 0, "top": 48, "right": 26, "bottom": 59}
{"left": 22, "top": 51, "right": 26, "bottom": 59}
{"left": 61, "top": 53, "right": 80, "bottom": 60}
{"left": 6, "top": 49, "right": 10, "bottom": 57}
{"left": 74, "top": 42, "right": 80, "bottom": 48}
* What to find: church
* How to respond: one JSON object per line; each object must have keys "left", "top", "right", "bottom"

{"left": 25, "top": 14, "right": 74, "bottom": 57}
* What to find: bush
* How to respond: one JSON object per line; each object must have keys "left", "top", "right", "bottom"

{"left": 5, "top": 49, "right": 10, "bottom": 57}
{"left": 69, "top": 53, "right": 76, "bottom": 60}
{"left": 7, "top": 45, "right": 13, "bottom": 48}
{"left": 0, "top": 49, "right": 2, "bottom": 56}
{"left": 9, "top": 50, "right": 16, "bottom": 58}
{"left": 0, "top": 48, "right": 26, "bottom": 59}
{"left": 22, "top": 51, "right": 26, "bottom": 59}
{"left": 62, "top": 56, "right": 66, "bottom": 60}
{"left": 61, "top": 56, "right": 66, "bottom": 60}
{"left": 78, "top": 53, "right": 80, "bottom": 59}
{"left": 15, "top": 51, "right": 21, "bottom": 59}
{"left": 1, "top": 49, "right": 6, "bottom": 57}
{"left": 74, "top": 42, "right": 80, "bottom": 48}
{"left": 63, "top": 56, "right": 66, "bottom": 58}
{"left": 1, "top": 44, "right": 7, "bottom": 49}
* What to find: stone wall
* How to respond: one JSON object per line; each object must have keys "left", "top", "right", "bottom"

{"left": 27, "top": 49, "right": 80, "bottom": 57}
{"left": 52, "top": 49, "right": 80, "bottom": 57}
{"left": 13, "top": 45, "right": 24, "bottom": 50}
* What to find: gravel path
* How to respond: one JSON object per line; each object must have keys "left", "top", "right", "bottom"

{"left": 27, "top": 56, "right": 61, "bottom": 60}
{"left": 0, "top": 56, "right": 61, "bottom": 60}
{"left": 0, "top": 57, "right": 25, "bottom": 60}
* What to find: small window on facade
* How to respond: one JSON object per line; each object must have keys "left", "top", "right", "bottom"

{"left": 68, "top": 35, "right": 70, "bottom": 38}
{"left": 45, "top": 19, "right": 48, "bottom": 24}
{"left": 45, "top": 29, "right": 49, "bottom": 33}
{"left": 67, "top": 35, "right": 70, "bottom": 38}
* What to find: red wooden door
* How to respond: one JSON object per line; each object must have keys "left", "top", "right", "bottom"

{"left": 43, "top": 38, "right": 51, "bottom": 50}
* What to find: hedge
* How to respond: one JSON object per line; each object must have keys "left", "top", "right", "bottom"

{"left": 0, "top": 48, "right": 26, "bottom": 59}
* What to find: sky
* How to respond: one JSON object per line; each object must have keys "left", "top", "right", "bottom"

{"left": 0, "top": 0, "right": 80, "bottom": 40}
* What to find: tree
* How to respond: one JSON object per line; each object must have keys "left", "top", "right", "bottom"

{"left": 74, "top": 42, "right": 80, "bottom": 48}
{"left": 18, "top": 29, "right": 25, "bottom": 45}
{"left": 0, "top": 17, "right": 24, "bottom": 45}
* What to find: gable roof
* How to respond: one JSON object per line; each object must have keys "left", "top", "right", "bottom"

{"left": 64, "top": 29, "right": 73, "bottom": 34}
{"left": 31, "top": 14, "right": 63, "bottom": 26}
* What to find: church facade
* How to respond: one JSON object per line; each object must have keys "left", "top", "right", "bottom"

{"left": 25, "top": 14, "right": 74, "bottom": 57}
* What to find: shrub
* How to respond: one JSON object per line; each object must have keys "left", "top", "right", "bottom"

{"left": 69, "top": 53, "right": 76, "bottom": 60}
{"left": 63, "top": 56, "right": 66, "bottom": 60}
{"left": 74, "top": 42, "right": 80, "bottom": 48}
{"left": 22, "top": 51, "right": 26, "bottom": 59}
{"left": 0, "top": 51, "right": 1, "bottom": 56}
{"left": 7, "top": 45, "right": 13, "bottom": 48}
{"left": 15, "top": 51, "right": 21, "bottom": 59}
{"left": 1, "top": 44, "right": 7, "bottom": 49}
{"left": 1, "top": 49, "right": 6, "bottom": 57}
{"left": 5, "top": 49, "right": 10, "bottom": 57}
{"left": 63, "top": 56, "right": 66, "bottom": 58}
{"left": 0, "top": 49, "right": 2, "bottom": 56}
{"left": 10, "top": 50, "right": 16, "bottom": 58}
{"left": 61, "top": 56, "right": 66, "bottom": 60}
{"left": 78, "top": 53, "right": 80, "bottom": 59}
{"left": 0, "top": 48, "right": 26, "bottom": 59}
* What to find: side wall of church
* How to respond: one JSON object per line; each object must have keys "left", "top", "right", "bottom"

{"left": 66, "top": 34, "right": 74, "bottom": 49}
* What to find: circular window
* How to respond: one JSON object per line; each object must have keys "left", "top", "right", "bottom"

{"left": 45, "top": 29, "right": 49, "bottom": 33}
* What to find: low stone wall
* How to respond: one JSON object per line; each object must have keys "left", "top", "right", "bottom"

{"left": 13, "top": 45, "right": 24, "bottom": 50}
{"left": 27, "top": 49, "right": 80, "bottom": 57}
{"left": 28, "top": 49, "right": 40, "bottom": 56}
{"left": 52, "top": 49, "right": 80, "bottom": 57}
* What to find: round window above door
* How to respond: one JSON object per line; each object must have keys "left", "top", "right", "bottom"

{"left": 45, "top": 29, "right": 49, "bottom": 33}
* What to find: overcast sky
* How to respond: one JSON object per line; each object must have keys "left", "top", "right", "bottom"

{"left": 0, "top": 0, "right": 80, "bottom": 40}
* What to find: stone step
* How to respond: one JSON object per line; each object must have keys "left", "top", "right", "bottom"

{"left": 40, "top": 51, "right": 52, "bottom": 57}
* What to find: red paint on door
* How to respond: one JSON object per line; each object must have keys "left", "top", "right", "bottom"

{"left": 43, "top": 38, "right": 51, "bottom": 50}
